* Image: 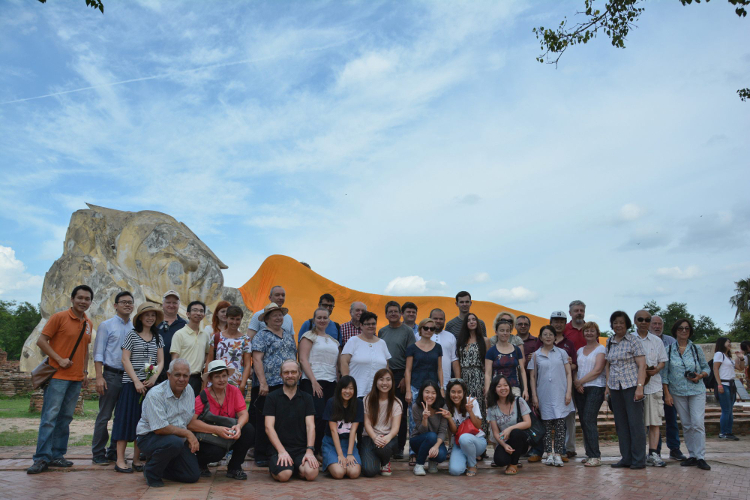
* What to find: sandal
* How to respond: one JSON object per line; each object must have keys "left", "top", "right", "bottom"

{"left": 226, "top": 469, "right": 248, "bottom": 480}
{"left": 408, "top": 454, "right": 417, "bottom": 467}
{"left": 584, "top": 458, "right": 601, "bottom": 467}
{"left": 505, "top": 465, "right": 518, "bottom": 475}
{"left": 466, "top": 467, "right": 477, "bottom": 477}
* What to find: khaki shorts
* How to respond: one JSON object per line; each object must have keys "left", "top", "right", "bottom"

{"left": 643, "top": 391, "right": 664, "bottom": 426}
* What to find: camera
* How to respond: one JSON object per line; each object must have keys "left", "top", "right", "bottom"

{"left": 684, "top": 371, "right": 696, "bottom": 379}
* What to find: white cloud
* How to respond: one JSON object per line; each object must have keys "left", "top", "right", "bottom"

{"left": 0, "top": 246, "right": 44, "bottom": 299}
{"left": 468, "top": 272, "right": 490, "bottom": 283}
{"left": 488, "top": 286, "right": 538, "bottom": 303}
{"left": 655, "top": 265, "right": 701, "bottom": 280}
{"left": 384, "top": 276, "right": 449, "bottom": 296}
{"left": 619, "top": 203, "right": 647, "bottom": 222}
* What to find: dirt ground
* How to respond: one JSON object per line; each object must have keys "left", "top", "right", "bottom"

{"left": 0, "top": 418, "right": 103, "bottom": 440}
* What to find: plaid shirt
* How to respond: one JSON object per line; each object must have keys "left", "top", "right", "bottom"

{"left": 340, "top": 321, "right": 361, "bottom": 346}
{"left": 606, "top": 333, "right": 646, "bottom": 390}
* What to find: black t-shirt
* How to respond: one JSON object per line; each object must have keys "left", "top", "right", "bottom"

{"left": 263, "top": 387, "right": 316, "bottom": 452}
{"left": 322, "top": 397, "right": 364, "bottom": 440}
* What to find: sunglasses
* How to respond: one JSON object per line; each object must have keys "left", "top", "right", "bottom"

{"left": 676, "top": 326, "right": 690, "bottom": 331}
{"left": 636, "top": 317, "right": 651, "bottom": 323}
{"left": 422, "top": 326, "right": 436, "bottom": 332}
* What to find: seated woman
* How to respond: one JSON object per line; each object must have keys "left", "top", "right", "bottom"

{"left": 443, "top": 379, "right": 485, "bottom": 477}
{"left": 409, "top": 380, "right": 448, "bottom": 476}
{"left": 189, "top": 360, "right": 255, "bottom": 480}
{"left": 322, "top": 376, "right": 364, "bottom": 479}
{"left": 360, "top": 368, "right": 402, "bottom": 477}
{"left": 486, "top": 375, "right": 531, "bottom": 475}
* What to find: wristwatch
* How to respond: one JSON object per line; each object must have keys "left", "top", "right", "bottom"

{"left": 307, "top": 446, "right": 315, "bottom": 451}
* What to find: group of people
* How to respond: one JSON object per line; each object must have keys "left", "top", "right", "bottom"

{"left": 27, "top": 285, "right": 746, "bottom": 485}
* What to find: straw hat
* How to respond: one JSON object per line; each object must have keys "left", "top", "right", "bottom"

{"left": 259, "top": 302, "right": 289, "bottom": 322}
{"left": 134, "top": 302, "right": 164, "bottom": 326}
{"left": 202, "top": 359, "right": 236, "bottom": 382}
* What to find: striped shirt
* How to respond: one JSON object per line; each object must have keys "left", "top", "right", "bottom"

{"left": 121, "top": 330, "right": 164, "bottom": 383}
{"left": 606, "top": 333, "right": 646, "bottom": 390}
{"left": 340, "top": 321, "right": 362, "bottom": 346}
{"left": 136, "top": 380, "right": 195, "bottom": 435}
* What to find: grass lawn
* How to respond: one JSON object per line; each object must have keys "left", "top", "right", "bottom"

{"left": 0, "top": 397, "right": 99, "bottom": 420}
{"left": 0, "top": 428, "right": 95, "bottom": 447}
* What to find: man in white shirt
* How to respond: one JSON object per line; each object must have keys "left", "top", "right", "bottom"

{"left": 634, "top": 310, "right": 668, "bottom": 467}
{"left": 429, "top": 308, "right": 458, "bottom": 390}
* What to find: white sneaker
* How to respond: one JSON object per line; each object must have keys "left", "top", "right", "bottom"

{"left": 553, "top": 454, "right": 564, "bottom": 467}
{"left": 649, "top": 452, "right": 666, "bottom": 467}
{"left": 427, "top": 461, "right": 438, "bottom": 474}
{"left": 543, "top": 455, "right": 554, "bottom": 466}
{"left": 413, "top": 464, "right": 426, "bottom": 476}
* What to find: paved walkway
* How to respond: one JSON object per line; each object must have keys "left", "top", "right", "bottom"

{"left": 1, "top": 439, "right": 748, "bottom": 500}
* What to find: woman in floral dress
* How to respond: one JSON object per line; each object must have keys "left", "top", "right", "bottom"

{"left": 455, "top": 313, "right": 491, "bottom": 435}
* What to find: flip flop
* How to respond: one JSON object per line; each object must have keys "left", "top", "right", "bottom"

{"left": 466, "top": 468, "right": 477, "bottom": 477}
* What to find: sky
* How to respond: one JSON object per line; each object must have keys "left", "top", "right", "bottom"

{"left": 0, "top": 0, "right": 748, "bottom": 330}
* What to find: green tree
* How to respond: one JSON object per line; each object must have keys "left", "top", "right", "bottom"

{"left": 729, "top": 276, "right": 750, "bottom": 318}
{"left": 0, "top": 301, "right": 41, "bottom": 360}
{"left": 727, "top": 311, "right": 750, "bottom": 341}
{"left": 534, "top": 0, "right": 749, "bottom": 100}
{"left": 37, "top": 0, "right": 103, "bottom": 13}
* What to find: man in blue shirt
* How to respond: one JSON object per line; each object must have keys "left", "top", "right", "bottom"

{"left": 651, "top": 315, "right": 686, "bottom": 461}
{"left": 91, "top": 290, "right": 134, "bottom": 465}
{"left": 297, "top": 293, "right": 341, "bottom": 345}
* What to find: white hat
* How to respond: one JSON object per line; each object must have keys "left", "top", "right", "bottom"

{"left": 202, "top": 359, "right": 236, "bottom": 382}
{"left": 550, "top": 311, "right": 567, "bottom": 319}
{"left": 163, "top": 290, "right": 181, "bottom": 300}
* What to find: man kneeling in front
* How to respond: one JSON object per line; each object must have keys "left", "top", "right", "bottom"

{"left": 136, "top": 358, "right": 200, "bottom": 487}
{"left": 265, "top": 359, "right": 319, "bottom": 482}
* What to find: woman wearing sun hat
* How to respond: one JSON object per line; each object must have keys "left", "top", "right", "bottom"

{"left": 111, "top": 303, "right": 165, "bottom": 473}
{"left": 189, "top": 359, "right": 254, "bottom": 480}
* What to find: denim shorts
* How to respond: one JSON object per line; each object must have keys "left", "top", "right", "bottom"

{"left": 321, "top": 435, "right": 361, "bottom": 470}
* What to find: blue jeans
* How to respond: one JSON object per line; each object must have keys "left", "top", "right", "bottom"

{"left": 33, "top": 379, "right": 82, "bottom": 463}
{"left": 448, "top": 434, "right": 487, "bottom": 475}
{"left": 717, "top": 383, "right": 736, "bottom": 435}
{"left": 409, "top": 432, "right": 447, "bottom": 466}
{"left": 656, "top": 392, "right": 681, "bottom": 454}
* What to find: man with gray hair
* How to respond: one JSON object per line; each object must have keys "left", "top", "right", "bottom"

{"left": 563, "top": 300, "right": 587, "bottom": 351}
{"left": 340, "top": 301, "right": 367, "bottom": 346}
{"left": 136, "top": 358, "right": 200, "bottom": 488}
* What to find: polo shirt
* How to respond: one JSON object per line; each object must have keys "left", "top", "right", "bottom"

{"left": 42, "top": 309, "right": 93, "bottom": 381}
{"left": 563, "top": 322, "right": 587, "bottom": 351}
{"left": 93, "top": 315, "right": 132, "bottom": 370}
{"left": 378, "top": 324, "right": 416, "bottom": 370}
{"left": 169, "top": 325, "right": 210, "bottom": 375}
{"left": 263, "top": 387, "right": 316, "bottom": 452}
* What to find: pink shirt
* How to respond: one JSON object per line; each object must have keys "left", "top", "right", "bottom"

{"left": 195, "top": 384, "right": 246, "bottom": 418}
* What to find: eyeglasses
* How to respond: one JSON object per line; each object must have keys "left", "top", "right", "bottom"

{"left": 422, "top": 326, "right": 436, "bottom": 332}
{"left": 516, "top": 322, "right": 529, "bottom": 327}
{"left": 361, "top": 322, "right": 377, "bottom": 327}
{"left": 116, "top": 301, "right": 134, "bottom": 306}
{"left": 676, "top": 326, "right": 691, "bottom": 331}
{"left": 320, "top": 303, "right": 335, "bottom": 309}
{"left": 636, "top": 317, "right": 651, "bottom": 323}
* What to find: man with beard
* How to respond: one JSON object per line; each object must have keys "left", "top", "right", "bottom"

{"left": 563, "top": 300, "right": 587, "bottom": 351}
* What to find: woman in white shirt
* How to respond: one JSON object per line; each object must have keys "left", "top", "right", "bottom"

{"left": 340, "top": 311, "right": 391, "bottom": 398}
{"left": 300, "top": 307, "right": 341, "bottom": 455}
{"left": 441, "top": 379, "right": 485, "bottom": 477}
{"left": 572, "top": 322, "right": 607, "bottom": 466}
{"left": 713, "top": 337, "right": 739, "bottom": 441}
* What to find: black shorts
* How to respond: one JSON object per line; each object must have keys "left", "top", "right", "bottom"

{"left": 269, "top": 449, "right": 306, "bottom": 477}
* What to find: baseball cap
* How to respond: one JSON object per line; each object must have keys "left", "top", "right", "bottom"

{"left": 550, "top": 311, "right": 567, "bottom": 319}
{"left": 163, "top": 290, "right": 181, "bottom": 300}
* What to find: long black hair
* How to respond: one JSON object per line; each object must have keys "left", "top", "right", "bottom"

{"left": 330, "top": 376, "right": 358, "bottom": 422}
{"left": 445, "top": 379, "right": 470, "bottom": 416}
{"left": 415, "top": 380, "right": 444, "bottom": 411}
{"left": 456, "top": 313, "right": 486, "bottom": 362}
{"left": 714, "top": 337, "right": 732, "bottom": 359}
{"left": 486, "top": 375, "right": 515, "bottom": 407}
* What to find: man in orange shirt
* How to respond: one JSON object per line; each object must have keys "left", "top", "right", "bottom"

{"left": 27, "top": 285, "right": 94, "bottom": 475}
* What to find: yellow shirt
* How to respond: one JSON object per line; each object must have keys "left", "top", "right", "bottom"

{"left": 169, "top": 325, "right": 210, "bottom": 375}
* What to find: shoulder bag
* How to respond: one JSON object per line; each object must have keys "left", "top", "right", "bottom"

{"left": 31, "top": 320, "right": 88, "bottom": 390}
{"left": 194, "top": 390, "right": 238, "bottom": 451}
{"left": 515, "top": 396, "right": 545, "bottom": 447}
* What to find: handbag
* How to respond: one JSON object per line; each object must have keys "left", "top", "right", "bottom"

{"left": 194, "top": 391, "right": 238, "bottom": 451}
{"left": 454, "top": 414, "right": 480, "bottom": 446}
{"left": 515, "top": 397, "right": 545, "bottom": 447}
{"left": 31, "top": 320, "right": 88, "bottom": 390}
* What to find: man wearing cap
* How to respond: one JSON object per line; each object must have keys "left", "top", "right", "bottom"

{"left": 445, "top": 291, "right": 487, "bottom": 338}
{"left": 264, "top": 359, "right": 318, "bottom": 482}
{"left": 563, "top": 300, "right": 587, "bottom": 351}
{"left": 27, "top": 285, "right": 94, "bottom": 475}
{"left": 156, "top": 290, "right": 187, "bottom": 385}
{"left": 189, "top": 360, "right": 254, "bottom": 480}
{"left": 170, "top": 301, "right": 210, "bottom": 396}
{"left": 551, "top": 310, "right": 578, "bottom": 460}
{"left": 91, "top": 290, "right": 134, "bottom": 465}
{"left": 136, "top": 358, "right": 201, "bottom": 488}
{"left": 340, "top": 301, "right": 367, "bottom": 346}
{"left": 297, "top": 293, "right": 342, "bottom": 345}
{"left": 252, "top": 303, "right": 298, "bottom": 467}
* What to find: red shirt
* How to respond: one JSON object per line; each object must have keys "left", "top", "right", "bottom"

{"left": 563, "top": 322, "right": 586, "bottom": 351}
{"left": 195, "top": 384, "right": 246, "bottom": 418}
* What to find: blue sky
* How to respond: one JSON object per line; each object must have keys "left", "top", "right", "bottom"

{"left": 0, "top": 0, "right": 748, "bottom": 329}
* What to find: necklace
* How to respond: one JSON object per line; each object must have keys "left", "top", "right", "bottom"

{"left": 210, "top": 387, "right": 226, "bottom": 415}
